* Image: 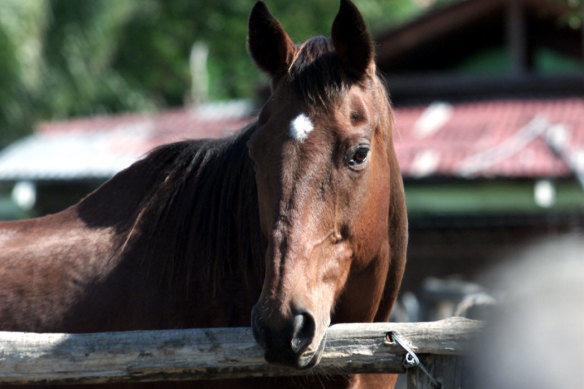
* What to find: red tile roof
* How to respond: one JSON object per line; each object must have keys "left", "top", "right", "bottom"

{"left": 0, "top": 98, "right": 582, "bottom": 181}
{"left": 37, "top": 103, "right": 255, "bottom": 155}
{"left": 0, "top": 101, "right": 255, "bottom": 180}
{"left": 393, "top": 98, "right": 584, "bottom": 178}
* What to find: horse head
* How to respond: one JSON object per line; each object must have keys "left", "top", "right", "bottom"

{"left": 248, "top": 0, "right": 406, "bottom": 369}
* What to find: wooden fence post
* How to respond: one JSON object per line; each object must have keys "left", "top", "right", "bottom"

{"left": 0, "top": 317, "right": 482, "bottom": 385}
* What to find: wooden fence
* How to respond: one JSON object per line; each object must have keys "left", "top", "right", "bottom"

{"left": 0, "top": 317, "right": 482, "bottom": 388}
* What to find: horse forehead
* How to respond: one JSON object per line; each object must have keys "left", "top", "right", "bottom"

{"left": 286, "top": 108, "right": 366, "bottom": 145}
{"left": 289, "top": 113, "right": 314, "bottom": 142}
{"left": 261, "top": 84, "right": 380, "bottom": 148}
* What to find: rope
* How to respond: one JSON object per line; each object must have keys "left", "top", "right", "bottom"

{"left": 388, "top": 332, "right": 442, "bottom": 388}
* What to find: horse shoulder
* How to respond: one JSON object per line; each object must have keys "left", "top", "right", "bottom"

{"left": 0, "top": 207, "right": 118, "bottom": 331}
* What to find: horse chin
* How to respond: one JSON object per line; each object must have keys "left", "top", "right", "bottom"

{"left": 296, "top": 332, "right": 327, "bottom": 369}
{"left": 264, "top": 332, "right": 327, "bottom": 370}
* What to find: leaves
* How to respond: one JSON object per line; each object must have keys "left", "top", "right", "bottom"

{"left": 0, "top": 0, "right": 438, "bottom": 145}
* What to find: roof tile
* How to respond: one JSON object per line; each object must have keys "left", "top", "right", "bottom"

{"left": 0, "top": 98, "right": 582, "bottom": 181}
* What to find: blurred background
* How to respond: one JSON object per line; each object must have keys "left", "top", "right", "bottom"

{"left": 0, "top": 0, "right": 431, "bottom": 147}
{"left": 0, "top": 1, "right": 583, "bottom": 386}
{"left": 0, "top": 0, "right": 583, "bottom": 317}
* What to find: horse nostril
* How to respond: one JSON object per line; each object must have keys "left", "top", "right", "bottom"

{"left": 290, "top": 311, "right": 316, "bottom": 354}
{"left": 252, "top": 303, "right": 319, "bottom": 367}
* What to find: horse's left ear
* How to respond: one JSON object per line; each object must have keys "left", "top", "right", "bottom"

{"left": 331, "top": 0, "right": 374, "bottom": 78}
{"left": 248, "top": 1, "right": 297, "bottom": 79}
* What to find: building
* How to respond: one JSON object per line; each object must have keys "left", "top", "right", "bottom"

{"left": 0, "top": 100, "right": 255, "bottom": 216}
{"left": 373, "top": 0, "right": 584, "bottom": 306}
{"left": 0, "top": 0, "right": 582, "bottom": 303}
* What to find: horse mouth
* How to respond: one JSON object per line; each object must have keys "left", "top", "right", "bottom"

{"left": 264, "top": 333, "right": 327, "bottom": 370}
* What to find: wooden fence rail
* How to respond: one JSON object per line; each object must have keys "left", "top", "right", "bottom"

{"left": 0, "top": 317, "right": 482, "bottom": 386}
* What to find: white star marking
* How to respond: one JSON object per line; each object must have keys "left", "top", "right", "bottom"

{"left": 290, "top": 113, "right": 314, "bottom": 142}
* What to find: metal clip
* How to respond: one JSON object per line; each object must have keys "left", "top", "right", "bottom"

{"left": 388, "top": 332, "right": 442, "bottom": 389}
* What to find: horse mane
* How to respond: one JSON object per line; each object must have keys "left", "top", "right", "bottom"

{"left": 77, "top": 124, "right": 265, "bottom": 305}
{"left": 288, "top": 36, "right": 359, "bottom": 108}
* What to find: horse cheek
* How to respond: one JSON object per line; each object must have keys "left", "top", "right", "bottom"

{"left": 328, "top": 243, "right": 354, "bottom": 305}
{"left": 351, "top": 177, "right": 390, "bottom": 267}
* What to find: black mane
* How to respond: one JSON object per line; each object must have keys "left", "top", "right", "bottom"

{"left": 288, "top": 36, "right": 351, "bottom": 108}
{"left": 78, "top": 124, "right": 265, "bottom": 325}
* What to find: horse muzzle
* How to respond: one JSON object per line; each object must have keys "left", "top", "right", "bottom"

{"left": 251, "top": 304, "right": 327, "bottom": 369}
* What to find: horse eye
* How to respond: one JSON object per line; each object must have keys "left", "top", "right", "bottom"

{"left": 347, "top": 146, "right": 370, "bottom": 168}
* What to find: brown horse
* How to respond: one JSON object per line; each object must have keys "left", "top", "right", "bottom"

{"left": 0, "top": 1, "right": 407, "bottom": 388}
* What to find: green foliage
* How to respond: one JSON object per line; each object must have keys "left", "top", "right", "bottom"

{"left": 5, "top": 0, "right": 579, "bottom": 146}
{"left": 111, "top": 0, "right": 420, "bottom": 102}
{"left": 0, "top": 0, "right": 426, "bottom": 145}
{"left": 551, "top": 0, "right": 583, "bottom": 29}
{"left": 0, "top": 0, "right": 47, "bottom": 144}
{"left": 41, "top": 1, "right": 157, "bottom": 117}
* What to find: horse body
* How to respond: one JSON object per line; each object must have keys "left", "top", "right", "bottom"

{"left": 0, "top": 133, "right": 262, "bottom": 334}
{"left": 0, "top": 209, "right": 113, "bottom": 332}
{"left": 2, "top": 219, "right": 96, "bottom": 329}
{"left": 0, "top": 1, "right": 407, "bottom": 388}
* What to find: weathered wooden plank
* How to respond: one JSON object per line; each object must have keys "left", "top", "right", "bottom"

{"left": 0, "top": 317, "right": 482, "bottom": 385}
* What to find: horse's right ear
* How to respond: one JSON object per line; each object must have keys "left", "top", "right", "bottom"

{"left": 331, "top": 0, "right": 374, "bottom": 79}
{"left": 248, "top": 1, "right": 296, "bottom": 78}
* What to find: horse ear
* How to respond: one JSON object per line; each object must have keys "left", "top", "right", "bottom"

{"left": 248, "top": 1, "right": 296, "bottom": 78}
{"left": 331, "top": 0, "right": 374, "bottom": 78}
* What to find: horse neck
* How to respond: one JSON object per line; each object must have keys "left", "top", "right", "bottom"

{"left": 77, "top": 125, "right": 266, "bottom": 309}
{"left": 160, "top": 126, "right": 266, "bottom": 296}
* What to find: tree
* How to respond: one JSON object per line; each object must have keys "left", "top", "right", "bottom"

{"left": 3, "top": 0, "right": 578, "bottom": 146}
{"left": 0, "top": 0, "right": 48, "bottom": 145}
{"left": 0, "top": 0, "right": 422, "bottom": 145}
{"left": 552, "top": 0, "right": 583, "bottom": 29}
